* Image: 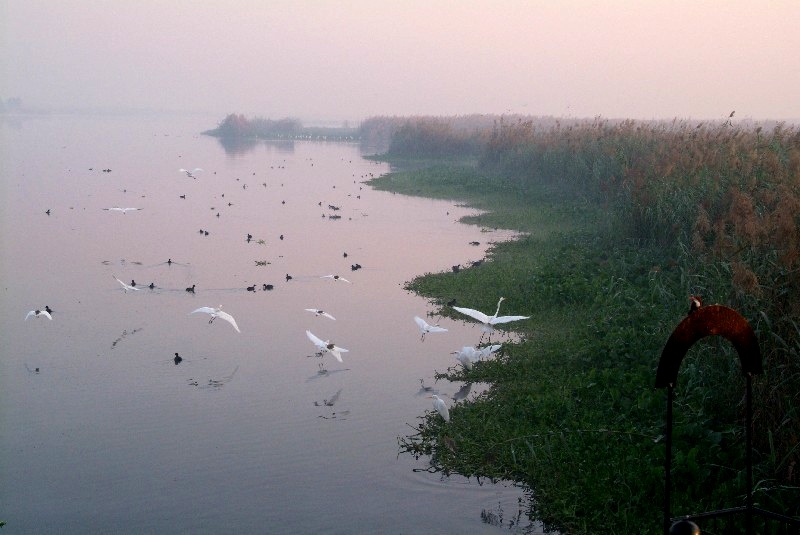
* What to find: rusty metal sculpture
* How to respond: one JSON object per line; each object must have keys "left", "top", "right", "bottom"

{"left": 656, "top": 303, "right": 798, "bottom": 533}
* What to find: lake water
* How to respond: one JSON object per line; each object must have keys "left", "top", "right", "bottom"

{"left": 0, "top": 114, "right": 543, "bottom": 534}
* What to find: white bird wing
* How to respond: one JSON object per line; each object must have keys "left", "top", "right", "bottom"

{"left": 456, "top": 353, "right": 474, "bottom": 370}
{"left": 452, "top": 306, "right": 490, "bottom": 324}
{"left": 40, "top": 310, "right": 53, "bottom": 320}
{"left": 306, "top": 330, "right": 326, "bottom": 349}
{"left": 489, "top": 314, "right": 530, "bottom": 325}
{"left": 25, "top": 310, "right": 35, "bottom": 320}
{"left": 320, "top": 311, "right": 336, "bottom": 320}
{"left": 327, "top": 345, "right": 348, "bottom": 362}
{"left": 479, "top": 344, "right": 502, "bottom": 358}
{"left": 190, "top": 306, "right": 217, "bottom": 315}
{"left": 428, "top": 325, "right": 447, "bottom": 333}
{"left": 414, "top": 316, "right": 428, "bottom": 331}
{"left": 215, "top": 310, "right": 241, "bottom": 333}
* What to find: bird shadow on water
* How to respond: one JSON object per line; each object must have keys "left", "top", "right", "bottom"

{"left": 186, "top": 365, "right": 239, "bottom": 390}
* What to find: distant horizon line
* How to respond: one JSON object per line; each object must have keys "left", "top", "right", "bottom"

{"left": 2, "top": 103, "right": 798, "bottom": 126}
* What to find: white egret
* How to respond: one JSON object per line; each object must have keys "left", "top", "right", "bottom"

{"left": 452, "top": 297, "right": 529, "bottom": 341}
{"left": 103, "top": 207, "right": 142, "bottom": 214}
{"left": 305, "top": 309, "right": 336, "bottom": 320}
{"left": 114, "top": 276, "right": 141, "bottom": 293}
{"left": 179, "top": 167, "right": 203, "bottom": 178}
{"left": 453, "top": 344, "right": 501, "bottom": 370}
{"left": 25, "top": 309, "right": 52, "bottom": 320}
{"left": 321, "top": 274, "right": 351, "bottom": 283}
{"left": 190, "top": 306, "right": 241, "bottom": 333}
{"left": 428, "top": 394, "right": 450, "bottom": 422}
{"left": 414, "top": 316, "right": 448, "bottom": 341}
{"left": 306, "top": 330, "right": 348, "bottom": 363}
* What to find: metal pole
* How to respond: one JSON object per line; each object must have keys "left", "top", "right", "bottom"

{"left": 746, "top": 374, "right": 753, "bottom": 534}
{"left": 665, "top": 385, "right": 674, "bottom": 535}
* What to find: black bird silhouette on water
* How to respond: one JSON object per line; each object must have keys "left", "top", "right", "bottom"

{"left": 350, "top": 263, "right": 362, "bottom": 271}
{"left": 130, "top": 280, "right": 137, "bottom": 287}
{"left": 174, "top": 353, "right": 182, "bottom": 365}
{"left": 45, "top": 305, "right": 53, "bottom": 315}
{"left": 247, "top": 285, "right": 256, "bottom": 292}
{"left": 167, "top": 258, "right": 172, "bottom": 265}
{"left": 148, "top": 282, "right": 155, "bottom": 289}
{"left": 185, "top": 284, "right": 195, "bottom": 293}
{"left": 285, "top": 274, "right": 293, "bottom": 281}
{"left": 263, "top": 284, "right": 274, "bottom": 291}
{"left": 45, "top": 209, "right": 51, "bottom": 215}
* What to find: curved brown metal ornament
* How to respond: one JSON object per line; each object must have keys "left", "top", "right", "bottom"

{"left": 656, "top": 304, "right": 762, "bottom": 388}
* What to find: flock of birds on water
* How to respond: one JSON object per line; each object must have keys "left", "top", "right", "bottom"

{"left": 26, "top": 152, "right": 532, "bottom": 424}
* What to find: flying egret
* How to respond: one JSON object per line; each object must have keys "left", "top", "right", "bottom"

{"left": 190, "top": 306, "right": 241, "bottom": 333}
{"left": 25, "top": 309, "right": 53, "bottom": 320}
{"left": 103, "top": 207, "right": 142, "bottom": 214}
{"left": 452, "top": 297, "right": 529, "bottom": 342}
{"left": 114, "top": 276, "right": 141, "bottom": 293}
{"left": 305, "top": 309, "right": 336, "bottom": 320}
{"left": 414, "top": 316, "right": 448, "bottom": 341}
{"left": 428, "top": 394, "right": 450, "bottom": 422}
{"left": 306, "top": 330, "right": 348, "bottom": 363}
{"left": 179, "top": 167, "right": 203, "bottom": 178}
{"left": 321, "top": 274, "right": 351, "bottom": 283}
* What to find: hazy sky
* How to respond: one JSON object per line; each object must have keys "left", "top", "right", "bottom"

{"left": 3, "top": 1, "right": 799, "bottom": 122}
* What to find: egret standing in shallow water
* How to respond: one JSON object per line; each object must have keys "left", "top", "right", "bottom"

{"left": 452, "top": 297, "right": 529, "bottom": 342}
{"left": 190, "top": 306, "right": 241, "bottom": 333}
{"left": 428, "top": 394, "right": 450, "bottom": 422}
{"left": 414, "top": 316, "right": 448, "bottom": 341}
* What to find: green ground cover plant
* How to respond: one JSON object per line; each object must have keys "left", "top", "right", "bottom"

{"left": 367, "top": 117, "right": 799, "bottom": 533}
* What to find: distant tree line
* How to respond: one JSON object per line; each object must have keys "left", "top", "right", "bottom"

{"left": 204, "top": 113, "right": 359, "bottom": 141}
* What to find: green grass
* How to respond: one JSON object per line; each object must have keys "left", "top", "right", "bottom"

{"left": 371, "top": 162, "right": 798, "bottom": 533}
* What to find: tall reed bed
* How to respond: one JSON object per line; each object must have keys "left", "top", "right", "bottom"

{"left": 376, "top": 115, "right": 799, "bottom": 529}
{"left": 480, "top": 119, "right": 800, "bottom": 488}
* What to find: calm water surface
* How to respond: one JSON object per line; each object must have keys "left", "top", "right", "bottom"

{"left": 0, "top": 114, "right": 543, "bottom": 533}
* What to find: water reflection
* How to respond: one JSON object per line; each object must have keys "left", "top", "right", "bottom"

{"left": 213, "top": 135, "right": 296, "bottom": 156}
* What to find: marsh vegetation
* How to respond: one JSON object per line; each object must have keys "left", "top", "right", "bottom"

{"left": 368, "top": 116, "right": 800, "bottom": 533}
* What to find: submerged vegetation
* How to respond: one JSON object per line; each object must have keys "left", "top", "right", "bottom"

{"left": 368, "top": 116, "right": 800, "bottom": 533}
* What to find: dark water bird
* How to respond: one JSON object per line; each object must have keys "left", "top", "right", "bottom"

{"left": 469, "top": 241, "right": 480, "bottom": 246}
{"left": 285, "top": 273, "right": 293, "bottom": 281}
{"left": 263, "top": 284, "right": 273, "bottom": 291}
{"left": 167, "top": 258, "right": 172, "bottom": 265}
{"left": 246, "top": 285, "right": 256, "bottom": 292}
{"left": 148, "top": 282, "right": 155, "bottom": 289}
{"left": 343, "top": 252, "right": 348, "bottom": 258}
{"left": 199, "top": 229, "right": 204, "bottom": 234}
{"left": 688, "top": 295, "right": 703, "bottom": 315}
{"left": 452, "top": 265, "right": 461, "bottom": 273}
{"left": 279, "top": 234, "right": 284, "bottom": 240}
{"left": 246, "top": 233, "right": 253, "bottom": 241}
{"left": 350, "top": 263, "right": 362, "bottom": 271}
{"left": 204, "top": 231, "right": 209, "bottom": 236}
{"left": 45, "top": 305, "right": 53, "bottom": 315}
{"left": 130, "top": 280, "right": 137, "bottom": 287}
{"left": 174, "top": 353, "right": 183, "bottom": 365}
{"left": 179, "top": 195, "right": 186, "bottom": 199}
{"left": 185, "top": 284, "right": 196, "bottom": 293}
{"left": 45, "top": 209, "right": 51, "bottom": 215}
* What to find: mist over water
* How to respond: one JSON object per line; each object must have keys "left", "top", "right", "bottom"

{"left": 0, "top": 114, "right": 543, "bottom": 533}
